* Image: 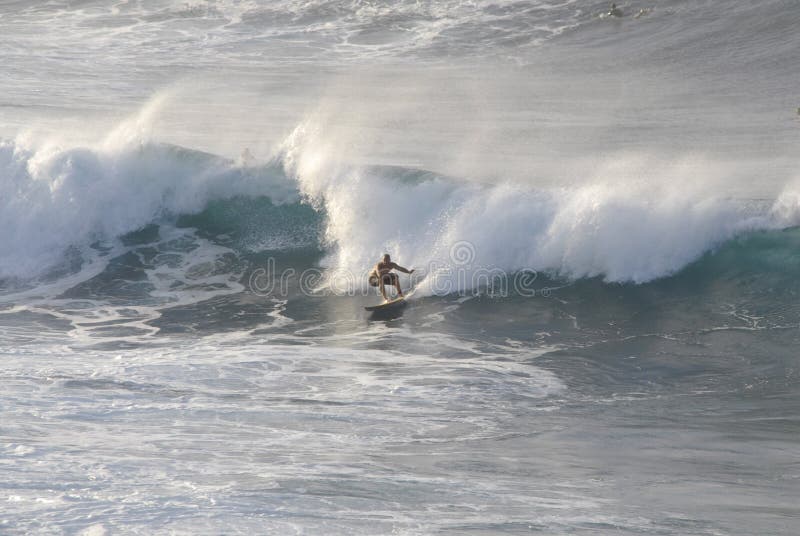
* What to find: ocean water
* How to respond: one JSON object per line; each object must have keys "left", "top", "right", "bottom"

{"left": 1, "top": 1, "right": 800, "bottom": 534}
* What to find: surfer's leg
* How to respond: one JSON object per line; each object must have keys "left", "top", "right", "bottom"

{"left": 379, "top": 281, "right": 388, "bottom": 301}
{"left": 393, "top": 276, "right": 404, "bottom": 298}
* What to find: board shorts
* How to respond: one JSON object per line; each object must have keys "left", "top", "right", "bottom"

{"left": 369, "top": 273, "right": 398, "bottom": 287}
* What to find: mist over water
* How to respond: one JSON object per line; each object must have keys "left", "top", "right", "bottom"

{"left": 1, "top": 1, "right": 800, "bottom": 534}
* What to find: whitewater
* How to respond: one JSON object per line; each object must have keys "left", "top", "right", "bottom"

{"left": 1, "top": 1, "right": 799, "bottom": 534}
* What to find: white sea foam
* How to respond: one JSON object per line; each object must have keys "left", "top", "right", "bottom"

{"left": 0, "top": 336, "right": 567, "bottom": 534}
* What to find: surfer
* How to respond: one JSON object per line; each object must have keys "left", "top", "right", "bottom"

{"left": 608, "top": 3, "right": 623, "bottom": 17}
{"left": 369, "top": 254, "right": 414, "bottom": 301}
{"left": 240, "top": 147, "right": 255, "bottom": 167}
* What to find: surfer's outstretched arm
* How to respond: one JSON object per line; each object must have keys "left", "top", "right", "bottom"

{"left": 392, "top": 263, "right": 414, "bottom": 274}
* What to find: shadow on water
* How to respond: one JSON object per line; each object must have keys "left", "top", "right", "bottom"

{"left": 366, "top": 301, "right": 407, "bottom": 323}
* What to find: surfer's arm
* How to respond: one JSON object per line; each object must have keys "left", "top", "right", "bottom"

{"left": 392, "top": 263, "right": 414, "bottom": 274}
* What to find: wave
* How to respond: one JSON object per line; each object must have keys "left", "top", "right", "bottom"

{"left": 0, "top": 135, "right": 298, "bottom": 281}
{"left": 280, "top": 120, "right": 800, "bottom": 292}
{"left": 2, "top": 122, "right": 800, "bottom": 294}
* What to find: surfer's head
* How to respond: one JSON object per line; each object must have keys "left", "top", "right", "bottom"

{"left": 383, "top": 253, "right": 391, "bottom": 263}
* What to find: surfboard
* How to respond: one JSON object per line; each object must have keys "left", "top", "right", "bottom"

{"left": 364, "top": 296, "right": 407, "bottom": 312}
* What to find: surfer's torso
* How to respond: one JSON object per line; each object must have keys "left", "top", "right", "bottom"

{"left": 374, "top": 261, "right": 398, "bottom": 276}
